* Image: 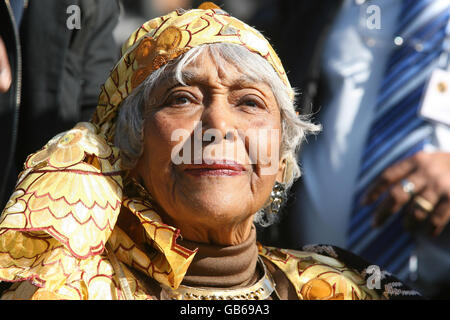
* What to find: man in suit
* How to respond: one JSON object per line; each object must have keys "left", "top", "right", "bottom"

{"left": 251, "top": 0, "right": 450, "bottom": 298}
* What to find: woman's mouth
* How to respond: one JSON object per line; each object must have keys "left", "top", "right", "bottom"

{"left": 182, "top": 159, "right": 246, "bottom": 176}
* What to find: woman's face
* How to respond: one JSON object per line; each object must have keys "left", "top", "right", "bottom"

{"left": 133, "top": 50, "right": 284, "bottom": 245}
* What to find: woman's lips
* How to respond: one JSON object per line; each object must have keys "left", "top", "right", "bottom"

{"left": 182, "top": 160, "right": 246, "bottom": 176}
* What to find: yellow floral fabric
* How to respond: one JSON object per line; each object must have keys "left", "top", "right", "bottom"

{"left": 0, "top": 122, "right": 195, "bottom": 299}
{"left": 0, "top": 123, "right": 122, "bottom": 259}
{"left": 259, "top": 246, "right": 379, "bottom": 300}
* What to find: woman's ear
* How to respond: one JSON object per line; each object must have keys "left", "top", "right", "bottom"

{"left": 276, "top": 157, "right": 287, "bottom": 184}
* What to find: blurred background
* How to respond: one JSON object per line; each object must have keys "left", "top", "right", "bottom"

{"left": 113, "top": 0, "right": 262, "bottom": 46}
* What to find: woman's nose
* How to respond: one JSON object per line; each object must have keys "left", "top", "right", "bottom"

{"left": 200, "top": 100, "right": 236, "bottom": 142}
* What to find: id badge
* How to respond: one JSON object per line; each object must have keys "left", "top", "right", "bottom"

{"left": 419, "top": 68, "right": 450, "bottom": 126}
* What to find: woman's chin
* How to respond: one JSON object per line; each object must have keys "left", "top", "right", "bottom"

{"left": 175, "top": 190, "right": 253, "bottom": 223}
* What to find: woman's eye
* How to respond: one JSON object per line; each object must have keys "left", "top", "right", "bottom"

{"left": 174, "top": 97, "right": 190, "bottom": 105}
{"left": 239, "top": 95, "right": 266, "bottom": 111}
{"left": 165, "top": 93, "right": 194, "bottom": 107}
{"left": 242, "top": 100, "right": 258, "bottom": 107}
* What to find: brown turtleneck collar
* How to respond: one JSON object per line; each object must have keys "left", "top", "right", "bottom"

{"left": 121, "top": 218, "right": 297, "bottom": 299}
{"left": 178, "top": 226, "right": 260, "bottom": 288}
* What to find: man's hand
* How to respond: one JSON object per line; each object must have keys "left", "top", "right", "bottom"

{"left": 364, "top": 151, "right": 450, "bottom": 237}
{"left": 0, "top": 36, "right": 12, "bottom": 93}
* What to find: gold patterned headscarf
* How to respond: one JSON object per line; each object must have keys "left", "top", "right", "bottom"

{"left": 92, "top": 1, "right": 294, "bottom": 143}
{"left": 0, "top": 2, "right": 297, "bottom": 298}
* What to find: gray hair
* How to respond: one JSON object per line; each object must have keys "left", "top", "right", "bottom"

{"left": 115, "top": 42, "right": 320, "bottom": 226}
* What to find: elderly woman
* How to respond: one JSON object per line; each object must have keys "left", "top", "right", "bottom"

{"left": 0, "top": 3, "right": 419, "bottom": 300}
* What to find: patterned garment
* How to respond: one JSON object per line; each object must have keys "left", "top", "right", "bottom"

{"left": 0, "top": 3, "right": 421, "bottom": 300}
{"left": 0, "top": 169, "right": 418, "bottom": 300}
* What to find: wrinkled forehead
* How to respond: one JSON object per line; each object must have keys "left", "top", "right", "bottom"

{"left": 165, "top": 44, "right": 278, "bottom": 88}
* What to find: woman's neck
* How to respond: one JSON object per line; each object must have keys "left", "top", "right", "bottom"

{"left": 178, "top": 226, "right": 259, "bottom": 288}
{"left": 158, "top": 212, "right": 255, "bottom": 246}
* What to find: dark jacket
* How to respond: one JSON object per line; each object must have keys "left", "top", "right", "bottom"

{"left": 0, "top": 0, "right": 120, "bottom": 208}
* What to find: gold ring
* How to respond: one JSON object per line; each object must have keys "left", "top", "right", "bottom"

{"left": 413, "top": 196, "right": 434, "bottom": 213}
